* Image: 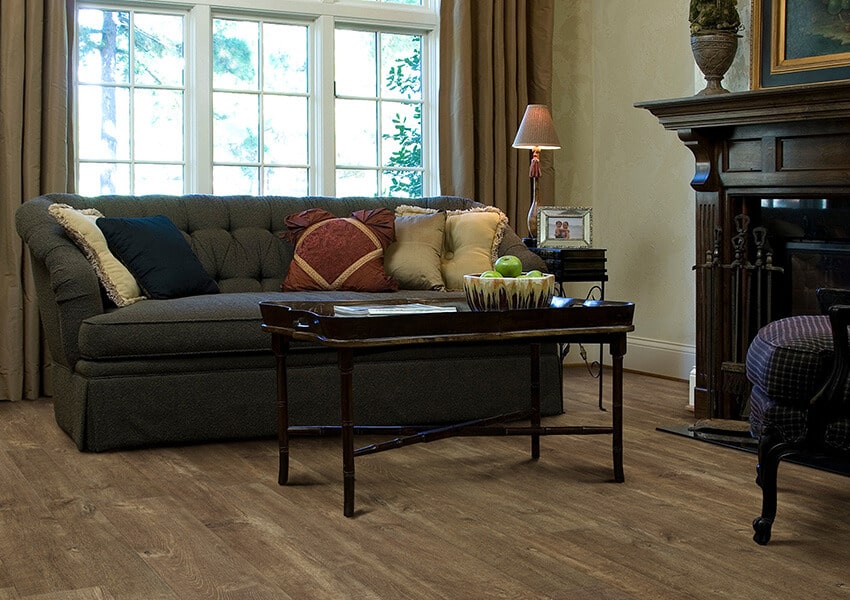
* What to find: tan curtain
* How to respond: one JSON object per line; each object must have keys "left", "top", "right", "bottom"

{"left": 0, "top": 0, "right": 74, "bottom": 401}
{"left": 439, "top": 0, "right": 555, "bottom": 238}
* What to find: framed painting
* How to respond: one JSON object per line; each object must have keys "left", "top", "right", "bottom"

{"left": 537, "top": 207, "right": 592, "bottom": 248}
{"left": 753, "top": 0, "right": 850, "bottom": 88}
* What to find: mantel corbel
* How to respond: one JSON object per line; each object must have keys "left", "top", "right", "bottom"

{"left": 677, "top": 127, "right": 719, "bottom": 192}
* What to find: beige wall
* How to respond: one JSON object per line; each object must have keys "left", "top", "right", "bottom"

{"left": 551, "top": 0, "right": 734, "bottom": 380}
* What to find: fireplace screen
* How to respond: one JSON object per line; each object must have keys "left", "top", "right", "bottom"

{"left": 788, "top": 241, "right": 850, "bottom": 315}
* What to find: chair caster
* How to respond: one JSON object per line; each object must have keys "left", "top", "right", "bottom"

{"left": 752, "top": 516, "right": 772, "bottom": 545}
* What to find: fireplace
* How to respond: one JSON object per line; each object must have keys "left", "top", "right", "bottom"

{"left": 637, "top": 82, "right": 850, "bottom": 419}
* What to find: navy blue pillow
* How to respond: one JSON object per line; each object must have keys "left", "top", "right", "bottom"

{"left": 97, "top": 215, "right": 219, "bottom": 299}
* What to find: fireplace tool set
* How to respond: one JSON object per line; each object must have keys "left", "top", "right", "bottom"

{"left": 693, "top": 214, "right": 783, "bottom": 417}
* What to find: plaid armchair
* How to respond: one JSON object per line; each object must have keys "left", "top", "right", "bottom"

{"left": 745, "top": 288, "right": 850, "bottom": 545}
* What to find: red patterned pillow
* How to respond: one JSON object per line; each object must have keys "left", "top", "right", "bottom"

{"left": 281, "top": 208, "right": 399, "bottom": 292}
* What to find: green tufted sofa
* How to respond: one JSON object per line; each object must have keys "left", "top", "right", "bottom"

{"left": 16, "top": 193, "right": 563, "bottom": 451}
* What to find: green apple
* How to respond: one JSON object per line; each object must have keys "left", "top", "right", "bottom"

{"left": 480, "top": 270, "right": 503, "bottom": 278}
{"left": 494, "top": 255, "right": 522, "bottom": 277}
{"left": 525, "top": 269, "right": 544, "bottom": 278}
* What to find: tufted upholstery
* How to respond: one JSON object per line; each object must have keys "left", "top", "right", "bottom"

{"left": 36, "top": 194, "right": 494, "bottom": 294}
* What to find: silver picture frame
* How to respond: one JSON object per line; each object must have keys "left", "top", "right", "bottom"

{"left": 537, "top": 206, "right": 592, "bottom": 248}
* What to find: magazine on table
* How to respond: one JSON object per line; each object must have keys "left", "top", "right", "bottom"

{"left": 333, "top": 303, "right": 458, "bottom": 317}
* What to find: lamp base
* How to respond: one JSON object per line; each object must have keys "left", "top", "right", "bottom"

{"left": 526, "top": 176, "right": 540, "bottom": 239}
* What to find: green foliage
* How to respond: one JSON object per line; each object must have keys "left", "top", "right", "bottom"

{"left": 689, "top": 0, "right": 741, "bottom": 34}
{"left": 212, "top": 32, "right": 254, "bottom": 83}
{"left": 383, "top": 49, "right": 422, "bottom": 197}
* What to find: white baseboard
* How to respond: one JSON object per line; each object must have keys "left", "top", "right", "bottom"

{"left": 624, "top": 336, "right": 695, "bottom": 380}
{"left": 564, "top": 336, "right": 695, "bottom": 381}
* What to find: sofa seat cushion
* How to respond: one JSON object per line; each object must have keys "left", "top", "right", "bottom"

{"left": 78, "top": 290, "right": 464, "bottom": 360}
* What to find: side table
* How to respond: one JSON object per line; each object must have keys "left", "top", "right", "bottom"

{"left": 529, "top": 246, "right": 609, "bottom": 409}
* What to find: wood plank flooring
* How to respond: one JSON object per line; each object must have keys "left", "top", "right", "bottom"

{"left": 1, "top": 368, "right": 849, "bottom": 599}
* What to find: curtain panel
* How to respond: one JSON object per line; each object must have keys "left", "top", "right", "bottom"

{"left": 0, "top": 0, "right": 74, "bottom": 401}
{"left": 439, "top": 0, "right": 555, "bottom": 238}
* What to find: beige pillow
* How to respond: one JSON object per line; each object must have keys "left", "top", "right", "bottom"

{"left": 48, "top": 203, "right": 145, "bottom": 306}
{"left": 385, "top": 211, "right": 447, "bottom": 290}
{"left": 396, "top": 204, "right": 508, "bottom": 291}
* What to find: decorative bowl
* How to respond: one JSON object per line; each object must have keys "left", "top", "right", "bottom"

{"left": 463, "top": 273, "right": 555, "bottom": 312}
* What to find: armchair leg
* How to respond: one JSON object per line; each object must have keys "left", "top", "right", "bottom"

{"left": 753, "top": 433, "right": 799, "bottom": 545}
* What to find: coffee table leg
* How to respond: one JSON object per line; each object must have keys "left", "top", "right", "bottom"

{"left": 530, "top": 342, "right": 541, "bottom": 459}
{"left": 611, "top": 336, "right": 626, "bottom": 483}
{"left": 273, "top": 335, "right": 290, "bottom": 486}
{"left": 339, "top": 348, "right": 356, "bottom": 517}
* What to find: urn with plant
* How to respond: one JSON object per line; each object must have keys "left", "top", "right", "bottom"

{"left": 689, "top": 0, "right": 742, "bottom": 95}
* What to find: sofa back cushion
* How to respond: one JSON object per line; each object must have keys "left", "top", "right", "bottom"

{"left": 38, "top": 194, "right": 482, "bottom": 293}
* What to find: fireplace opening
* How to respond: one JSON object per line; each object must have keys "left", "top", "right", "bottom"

{"left": 787, "top": 241, "right": 850, "bottom": 315}
{"left": 757, "top": 198, "right": 850, "bottom": 319}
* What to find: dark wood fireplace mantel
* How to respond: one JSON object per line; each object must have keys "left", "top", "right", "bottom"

{"left": 636, "top": 82, "right": 850, "bottom": 419}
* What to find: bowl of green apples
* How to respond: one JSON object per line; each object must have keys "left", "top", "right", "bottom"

{"left": 463, "top": 255, "right": 555, "bottom": 312}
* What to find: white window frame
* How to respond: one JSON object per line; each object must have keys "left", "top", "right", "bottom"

{"left": 75, "top": 0, "right": 440, "bottom": 197}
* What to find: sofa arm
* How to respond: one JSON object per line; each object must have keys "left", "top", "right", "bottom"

{"left": 16, "top": 197, "right": 106, "bottom": 367}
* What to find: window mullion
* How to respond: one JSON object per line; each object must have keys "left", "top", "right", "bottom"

{"left": 422, "top": 29, "right": 438, "bottom": 196}
{"left": 188, "top": 4, "right": 213, "bottom": 193}
{"left": 315, "top": 15, "right": 336, "bottom": 196}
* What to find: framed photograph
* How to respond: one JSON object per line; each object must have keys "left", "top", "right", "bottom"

{"left": 752, "top": 0, "right": 850, "bottom": 89}
{"left": 537, "top": 207, "right": 592, "bottom": 248}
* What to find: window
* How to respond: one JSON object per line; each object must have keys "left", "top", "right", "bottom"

{"left": 335, "top": 29, "right": 423, "bottom": 197}
{"left": 77, "top": 8, "right": 186, "bottom": 195}
{"left": 75, "top": 1, "right": 438, "bottom": 197}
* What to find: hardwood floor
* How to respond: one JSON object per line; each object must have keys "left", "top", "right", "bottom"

{"left": 1, "top": 368, "right": 849, "bottom": 599}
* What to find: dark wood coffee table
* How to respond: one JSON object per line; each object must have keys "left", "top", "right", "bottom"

{"left": 259, "top": 297, "right": 635, "bottom": 517}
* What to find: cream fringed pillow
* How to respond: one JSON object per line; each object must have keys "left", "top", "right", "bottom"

{"left": 384, "top": 211, "right": 447, "bottom": 290}
{"left": 48, "top": 203, "right": 145, "bottom": 306}
{"left": 395, "top": 205, "right": 508, "bottom": 291}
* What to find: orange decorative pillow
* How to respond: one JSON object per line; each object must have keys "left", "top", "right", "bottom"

{"left": 281, "top": 208, "right": 399, "bottom": 292}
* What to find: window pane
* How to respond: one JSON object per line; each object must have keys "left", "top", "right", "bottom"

{"left": 263, "top": 23, "right": 307, "bottom": 94}
{"left": 77, "top": 86, "right": 131, "bottom": 160}
{"left": 214, "top": 165, "right": 259, "bottom": 195}
{"left": 381, "top": 34, "right": 420, "bottom": 100}
{"left": 133, "top": 13, "right": 184, "bottom": 86}
{"left": 382, "top": 169, "right": 421, "bottom": 197}
{"left": 214, "top": 92, "right": 260, "bottom": 163}
{"left": 135, "top": 164, "right": 184, "bottom": 194}
{"left": 78, "top": 162, "right": 130, "bottom": 196}
{"left": 335, "top": 30, "right": 376, "bottom": 97}
{"left": 135, "top": 89, "right": 183, "bottom": 161}
{"left": 213, "top": 19, "right": 259, "bottom": 90}
{"left": 264, "top": 96, "right": 307, "bottom": 165}
{"left": 77, "top": 9, "right": 130, "bottom": 84}
{"left": 336, "top": 99, "right": 377, "bottom": 166}
{"left": 264, "top": 167, "right": 308, "bottom": 195}
{"left": 336, "top": 169, "right": 377, "bottom": 197}
{"left": 381, "top": 101, "right": 420, "bottom": 167}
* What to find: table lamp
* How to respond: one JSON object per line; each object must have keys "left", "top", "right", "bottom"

{"left": 512, "top": 104, "right": 561, "bottom": 240}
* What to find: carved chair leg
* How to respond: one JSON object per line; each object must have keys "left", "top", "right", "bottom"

{"left": 753, "top": 433, "right": 799, "bottom": 545}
